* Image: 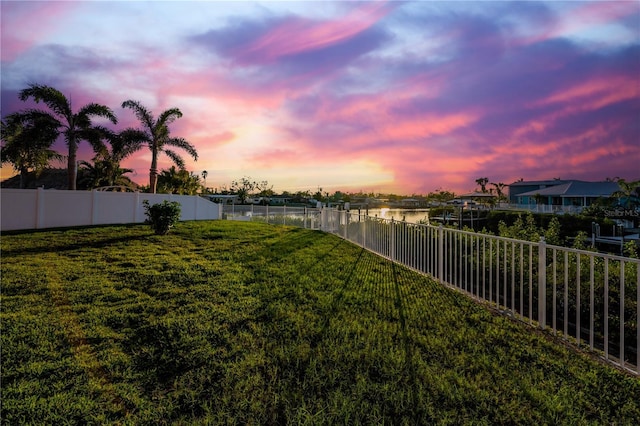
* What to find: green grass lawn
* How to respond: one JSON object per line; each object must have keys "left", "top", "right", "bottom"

{"left": 2, "top": 221, "right": 639, "bottom": 425}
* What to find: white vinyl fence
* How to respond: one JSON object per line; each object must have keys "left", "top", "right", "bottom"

{"left": 1, "top": 188, "right": 222, "bottom": 231}
{"left": 314, "top": 208, "right": 639, "bottom": 375}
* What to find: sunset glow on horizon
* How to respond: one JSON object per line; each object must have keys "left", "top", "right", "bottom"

{"left": 1, "top": 1, "right": 638, "bottom": 194}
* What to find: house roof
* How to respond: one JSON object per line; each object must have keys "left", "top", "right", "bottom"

{"left": 516, "top": 181, "right": 620, "bottom": 197}
{"left": 509, "top": 179, "right": 567, "bottom": 187}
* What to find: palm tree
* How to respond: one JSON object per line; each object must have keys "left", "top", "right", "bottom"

{"left": 475, "top": 177, "right": 489, "bottom": 193}
{"left": 78, "top": 160, "right": 134, "bottom": 189}
{"left": 533, "top": 193, "right": 546, "bottom": 211}
{"left": 490, "top": 182, "right": 507, "bottom": 203}
{"left": 121, "top": 100, "right": 198, "bottom": 193}
{"left": 1, "top": 111, "right": 63, "bottom": 188}
{"left": 78, "top": 126, "right": 147, "bottom": 189}
{"left": 18, "top": 84, "right": 118, "bottom": 190}
{"left": 201, "top": 170, "right": 208, "bottom": 192}
{"left": 156, "top": 166, "right": 202, "bottom": 195}
{"left": 612, "top": 178, "right": 640, "bottom": 208}
{"left": 78, "top": 159, "right": 111, "bottom": 189}
{"left": 90, "top": 127, "right": 147, "bottom": 187}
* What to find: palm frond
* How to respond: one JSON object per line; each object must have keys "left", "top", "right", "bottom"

{"left": 157, "top": 108, "right": 183, "bottom": 127}
{"left": 1, "top": 110, "right": 64, "bottom": 175}
{"left": 18, "top": 84, "right": 72, "bottom": 119}
{"left": 165, "top": 137, "right": 198, "bottom": 161}
{"left": 14, "top": 109, "right": 62, "bottom": 128}
{"left": 113, "top": 128, "right": 147, "bottom": 160}
{"left": 77, "top": 103, "right": 118, "bottom": 125}
{"left": 79, "top": 126, "right": 110, "bottom": 157}
{"left": 14, "top": 109, "right": 64, "bottom": 134}
{"left": 1, "top": 111, "right": 60, "bottom": 151}
{"left": 154, "top": 125, "right": 170, "bottom": 146}
{"left": 163, "top": 149, "right": 186, "bottom": 169}
{"left": 122, "top": 100, "right": 155, "bottom": 131}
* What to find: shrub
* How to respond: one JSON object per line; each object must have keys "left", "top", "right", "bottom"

{"left": 143, "top": 200, "right": 181, "bottom": 235}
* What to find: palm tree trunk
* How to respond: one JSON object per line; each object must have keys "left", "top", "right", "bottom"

{"left": 107, "top": 161, "right": 116, "bottom": 187}
{"left": 68, "top": 138, "right": 77, "bottom": 190}
{"left": 150, "top": 167, "right": 158, "bottom": 193}
{"left": 19, "top": 167, "right": 28, "bottom": 189}
{"left": 149, "top": 148, "right": 158, "bottom": 193}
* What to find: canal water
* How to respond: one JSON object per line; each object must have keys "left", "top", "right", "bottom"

{"left": 223, "top": 205, "right": 434, "bottom": 225}
{"left": 349, "top": 208, "right": 431, "bottom": 224}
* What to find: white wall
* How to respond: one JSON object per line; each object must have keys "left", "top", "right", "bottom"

{"left": 1, "top": 188, "right": 222, "bottom": 231}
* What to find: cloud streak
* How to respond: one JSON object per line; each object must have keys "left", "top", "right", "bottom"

{"left": 236, "top": 1, "right": 393, "bottom": 63}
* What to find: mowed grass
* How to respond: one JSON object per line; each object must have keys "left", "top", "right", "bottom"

{"left": 1, "top": 221, "right": 639, "bottom": 425}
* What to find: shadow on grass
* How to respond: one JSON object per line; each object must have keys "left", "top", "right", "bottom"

{"left": 1, "top": 233, "right": 152, "bottom": 258}
{"left": 250, "top": 228, "right": 330, "bottom": 260}
{"left": 245, "top": 228, "right": 348, "bottom": 276}
{"left": 392, "top": 262, "right": 421, "bottom": 423}
{"left": 313, "top": 244, "right": 431, "bottom": 421}
{"left": 320, "top": 246, "right": 366, "bottom": 331}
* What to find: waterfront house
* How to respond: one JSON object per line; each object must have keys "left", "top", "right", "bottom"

{"left": 509, "top": 180, "right": 620, "bottom": 210}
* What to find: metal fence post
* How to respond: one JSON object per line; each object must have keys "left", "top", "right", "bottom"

{"left": 391, "top": 218, "right": 396, "bottom": 262}
{"left": 343, "top": 211, "right": 348, "bottom": 239}
{"left": 438, "top": 224, "right": 444, "bottom": 284}
{"left": 321, "top": 207, "right": 328, "bottom": 231}
{"left": 363, "top": 215, "right": 367, "bottom": 249}
{"left": 538, "top": 236, "right": 547, "bottom": 329}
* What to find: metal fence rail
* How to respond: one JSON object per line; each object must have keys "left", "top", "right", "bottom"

{"left": 223, "top": 204, "right": 322, "bottom": 229}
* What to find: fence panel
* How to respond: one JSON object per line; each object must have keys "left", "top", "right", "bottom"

{"left": 1, "top": 189, "right": 39, "bottom": 230}
{"left": 1, "top": 189, "right": 222, "bottom": 231}
{"left": 326, "top": 209, "right": 639, "bottom": 375}
{"left": 224, "top": 204, "right": 322, "bottom": 229}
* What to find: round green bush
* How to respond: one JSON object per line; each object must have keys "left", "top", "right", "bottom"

{"left": 143, "top": 200, "right": 181, "bottom": 235}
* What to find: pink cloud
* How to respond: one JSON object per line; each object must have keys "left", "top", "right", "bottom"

{"left": 504, "top": 118, "right": 630, "bottom": 163}
{"left": 381, "top": 113, "right": 477, "bottom": 141}
{"left": 206, "top": 131, "right": 235, "bottom": 145}
{"left": 536, "top": 76, "right": 636, "bottom": 108}
{"left": 565, "top": 1, "right": 638, "bottom": 31}
{"left": 567, "top": 141, "right": 633, "bottom": 167}
{"left": 237, "top": 1, "right": 393, "bottom": 63}
{"left": 0, "top": 2, "right": 77, "bottom": 61}
{"left": 522, "top": 1, "right": 638, "bottom": 46}
{"left": 139, "top": 64, "right": 303, "bottom": 116}
{"left": 511, "top": 73, "right": 637, "bottom": 141}
{"left": 247, "top": 148, "right": 306, "bottom": 168}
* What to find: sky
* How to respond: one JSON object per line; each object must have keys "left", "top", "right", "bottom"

{"left": 1, "top": 0, "right": 639, "bottom": 195}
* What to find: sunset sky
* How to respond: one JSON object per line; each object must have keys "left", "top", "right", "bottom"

{"left": 1, "top": 0, "right": 639, "bottom": 194}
